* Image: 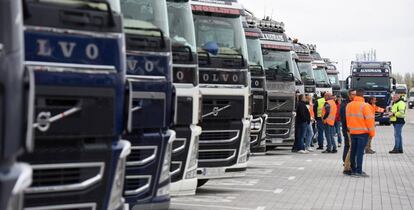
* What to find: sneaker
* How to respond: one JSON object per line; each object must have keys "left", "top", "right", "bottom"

{"left": 307, "top": 147, "right": 314, "bottom": 152}
{"left": 338, "top": 143, "right": 342, "bottom": 148}
{"left": 331, "top": 149, "right": 338, "bottom": 153}
{"left": 298, "top": 150, "right": 309, "bottom": 154}
{"left": 343, "top": 170, "right": 352, "bottom": 176}
{"left": 322, "top": 150, "right": 332, "bottom": 153}
{"left": 316, "top": 146, "right": 324, "bottom": 150}
{"left": 356, "top": 172, "right": 370, "bottom": 178}
{"left": 389, "top": 149, "right": 399, "bottom": 154}
{"left": 365, "top": 149, "right": 376, "bottom": 154}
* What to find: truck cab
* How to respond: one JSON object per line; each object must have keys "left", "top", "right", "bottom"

{"left": 395, "top": 84, "right": 408, "bottom": 101}
{"left": 324, "top": 58, "right": 341, "bottom": 96}
{"left": 120, "top": 0, "right": 175, "bottom": 209}
{"left": 19, "top": 0, "right": 131, "bottom": 209}
{"left": 309, "top": 45, "right": 332, "bottom": 97}
{"left": 293, "top": 42, "right": 316, "bottom": 95}
{"left": 166, "top": 0, "right": 202, "bottom": 196}
{"left": 0, "top": 0, "right": 33, "bottom": 209}
{"left": 242, "top": 11, "right": 267, "bottom": 153}
{"left": 346, "top": 61, "right": 396, "bottom": 124}
{"left": 292, "top": 52, "right": 305, "bottom": 94}
{"left": 258, "top": 18, "right": 296, "bottom": 149}
{"left": 191, "top": 0, "right": 251, "bottom": 185}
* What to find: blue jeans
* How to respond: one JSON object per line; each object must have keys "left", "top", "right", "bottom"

{"left": 324, "top": 124, "right": 336, "bottom": 151}
{"left": 316, "top": 119, "right": 325, "bottom": 147}
{"left": 293, "top": 122, "right": 307, "bottom": 151}
{"left": 350, "top": 134, "right": 369, "bottom": 174}
{"left": 335, "top": 121, "right": 342, "bottom": 144}
{"left": 393, "top": 123, "right": 404, "bottom": 150}
{"left": 305, "top": 123, "right": 314, "bottom": 148}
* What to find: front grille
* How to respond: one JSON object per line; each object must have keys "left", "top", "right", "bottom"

{"left": 267, "top": 128, "right": 289, "bottom": 136}
{"left": 127, "top": 146, "right": 157, "bottom": 167}
{"left": 26, "top": 162, "right": 104, "bottom": 194}
{"left": 267, "top": 117, "right": 291, "bottom": 125}
{"left": 199, "top": 130, "right": 239, "bottom": 144}
{"left": 250, "top": 135, "right": 258, "bottom": 144}
{"left": 198, "top": 150, "right": 236, "bottom": 162}
{"left": 124, "top": 175, "right": 151, "bottom": 196}
{"left": 170, "top": 161, "right": 182, "bottom": 176}
{"left": 23, "top": 203, "right": 97, "bottom": 210}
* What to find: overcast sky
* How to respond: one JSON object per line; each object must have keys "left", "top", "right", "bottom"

{"left": 239, "top": 0, "right": 414, "bottom": 79}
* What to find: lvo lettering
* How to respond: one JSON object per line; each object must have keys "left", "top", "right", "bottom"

{"left": 36, "top": 39, "right": 99, "bottom": 60}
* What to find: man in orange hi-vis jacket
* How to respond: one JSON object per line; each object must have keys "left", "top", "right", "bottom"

{"left": 321, "top": 93, "right": 338, "bottom": 153}
{"left": 365, "top": 96, "right": 385, "bottom": 154}
{"left": 346, "top": 89, "right": 375, "bottom": 177}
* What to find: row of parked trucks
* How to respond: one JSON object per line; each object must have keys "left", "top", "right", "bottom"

{"left": 1, "top": 0, "right": 343, "bottom": 209}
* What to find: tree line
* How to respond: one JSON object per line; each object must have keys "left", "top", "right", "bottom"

{"left": 391, "top": 72, "right": 414, "bottom": 91}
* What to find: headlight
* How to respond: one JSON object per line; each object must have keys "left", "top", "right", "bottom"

{"left": 186, "top": 126, "right": 201, "bottom": 173}
{"left": 156, "top": 184, "right": 170, "bottom": 197}
{"left": 108, "top": 140, "right": 131, "bottom": 210}
{"left": 159, "top": 130, "right": 175, "bottom": 184}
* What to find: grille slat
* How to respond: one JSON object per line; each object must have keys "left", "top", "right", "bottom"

{"left": 198, "top": 150, "right": 236, "bottom": 162}
{"left": 199, "top": 130, "right": 239, "bottom": 144}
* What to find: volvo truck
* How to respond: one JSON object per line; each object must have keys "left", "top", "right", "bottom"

{"left": 324, "top": 58, "right": 340, "bottom": 96}
{"left": 346, "top": 61, "right": 396, "bottom": 125}
{"left": 293, "top": 42, "right": 316, "bottom": 95}
{"left": 291, "top": 50, "right": 305, "bottom": 94}
{"left": 308, "top": 45, "right": 332, "bottom": 97}
{"left": 258, "top": 18, "right": 296, "bottom": 149}
{"left": 191, "top": 0, "right": 251, "bottom": 186}
{"left": 19, "top": 0, "right": 131, "bottom": 209}
{"left": 242, "top": 10, "right": 267, "bottom": 153}
{"left": 395, "top": 83, "right": 408, "bottom": 101}
{"left": 167, "top": 0, "right": 202, "bottom": 196}
{"left": 0, "top": 0, "right": 33, "bottom": 209}
{"left": 120, "top": 0, "right": 175, "bottom": 209}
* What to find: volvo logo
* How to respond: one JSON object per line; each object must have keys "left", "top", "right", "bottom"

{"left": 202, "top": 105, "right": 231, "bottom": 118}
{"left": 33, "top": 107, "right": 82, "bottom": 132}
{"left": 37, "top": 40, "right": 99, "bottom": 60}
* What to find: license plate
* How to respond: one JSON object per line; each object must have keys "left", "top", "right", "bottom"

{"left": 271, "top": 139, "right": 283, "bottom": 144}
{"left": 204, "top": 168, "right": 225, "bottom": 177}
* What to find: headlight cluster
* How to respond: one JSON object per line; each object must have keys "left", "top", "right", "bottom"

{"left": 238, "top": 121, "right": 251, "bottom": 164}
{"left": 159, "top": 131, "right": 175, "bottom": 184}
{"left": 185, "top": 126, "right": 201, "bottom": 180}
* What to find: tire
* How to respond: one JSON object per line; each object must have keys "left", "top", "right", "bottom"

{"left": 197, "top": 179, "right": 209, "bottom": 188}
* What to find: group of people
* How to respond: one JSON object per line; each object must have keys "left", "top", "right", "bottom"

{"left": 293, "top": 89, "right": 407, "bottom": 177}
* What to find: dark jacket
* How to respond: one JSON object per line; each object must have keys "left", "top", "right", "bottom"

{"left": 296, "top": 101, "right": 311, "bottom": 124}
{"left": 340, "top": 98, "right": 349, "bottom": 130}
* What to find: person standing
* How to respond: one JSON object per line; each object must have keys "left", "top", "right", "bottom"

{"left": 341, "top": 89, "right": 356, "bottom": 174}
{"left": 292, "top": 94, "right": 311, "bottom": 154}
{"left": 321, "top": 93, "right": 338, "bottom": 153}
{"left": 334, "top": 95, "right": 343, "bottom": 148}
{"left": 366, "top": 96, "right": 384, "bottom": 154}
{"left": 389, "top": 94, "right": 406, "bottom": 154}
{"left": 305, "top": 95, "right": 315, "bottom": 151}
{"left": 346, "top": 89, "right": 375, "bottom": 177}
{"left": 314, "top": 92, "right": 326, "bottom": 150}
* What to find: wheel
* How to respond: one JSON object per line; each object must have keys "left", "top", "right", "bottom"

{"left": 197, "top": 179, "right": 209, "bottom": 188}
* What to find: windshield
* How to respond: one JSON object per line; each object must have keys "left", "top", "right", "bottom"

{"left": 293, "top": 60, "right": 302, "bottom": 83}
{"left": 194, "top": 14, "right": 247, "bottom": 57}
{"left": 298, "top": 62, "right": 315, "bottom": 81}
{"left": 167, "top": 1, "right": 196, "bottom": 51}
{"left": 121, "top": 0, "right": 169, "bottom": 36}
{"left": 352, "top": 77, "right": 390, "bottom": 90}
{"left": 246, "top": 38, "right": 263, "bottom": 66}
{"left": 38, "top": 0, "right": 121, "bottom": 13}
{"left": 410, "top": 92, "right": 414, "bottom": 97}
{"left": 328, "top": 74, "right": 340, "bottom": 86}
{"left": 263, "top": 50, "right": 293, "bottom": 74}
{"left": 314, "top": 68, "right": 330, "bottom": 84}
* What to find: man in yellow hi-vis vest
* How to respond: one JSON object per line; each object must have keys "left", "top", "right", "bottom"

{"left": 313, "top": 92, "right": 327, "bottom": 150}
{"left": 389, "top": 94, "right": 406, "bottom": 154}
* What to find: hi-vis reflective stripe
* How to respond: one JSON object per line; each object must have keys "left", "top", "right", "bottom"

{"left": 349, "top": 127, "right": 375, "bottom": 131}
{"left": 346, "top": 103, "right": 371, "bottom": 119}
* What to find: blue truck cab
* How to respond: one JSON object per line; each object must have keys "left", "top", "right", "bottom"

{"left": 18, "top": 0, "right": 131, "bottom": 209}
{"left": 120, "top": 0, "right": 175, "bottom": 209}
{"left": 167, "top": 0, "right": 202, "bottom": 196}
{"left": 308, "top": 45, "right": 332, "bottom": 97}
{"left": 0, "top": 0, "right": 33, "bottom": 209}
{"left": 191, "top": 0, "right": 251, "bottom": 186}
{"left": 346, "top": 61, "right": 396, "bottom": 125}
{"left": 242, "top": 11, "right": 267, "bottom": 153}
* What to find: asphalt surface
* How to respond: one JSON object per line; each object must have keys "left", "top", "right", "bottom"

{"left": 170, "top": 109, "right": 414, "bottom": 210}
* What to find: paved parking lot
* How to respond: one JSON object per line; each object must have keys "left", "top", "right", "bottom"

{"left": 171, "top": 109, "right": 414, "bottom": 210}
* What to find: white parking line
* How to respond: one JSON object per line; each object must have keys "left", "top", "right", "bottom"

{"left": 306, "top": 159, "right": 313, "bottom": 162}
{"left": 255, "top": 206, "right": 267, "bottom": 210}
{"left": 201, "top": 186, "right": 282, "bottom": 194}
{"left": 288, "top": 176, "right": 296, "bottom": 180}
{"left": 273, "top": 188, "right": 283, "bottom": 194}
{"left": 171, "top": 203, "right": 253, "bottom": 210}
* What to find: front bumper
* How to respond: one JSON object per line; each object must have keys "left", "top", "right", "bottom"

{"left": 197, "top": 162, "right": 247, "bottom": 180}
